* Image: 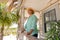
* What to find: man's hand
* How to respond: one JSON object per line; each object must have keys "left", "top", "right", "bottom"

{"left": 24, "top": 29, "right": 34, "bottom": 37}
{"left": 21, "top": 27, "right": 25, "bottom": 33}
{"left": 28, "top": 29, "right": 34, "bottom": 35}
{"left": 24, "top": 31, "right": 30, "bottom": 37}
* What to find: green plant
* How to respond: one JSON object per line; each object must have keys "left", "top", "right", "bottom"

{"left": 46, "top": 21, "right": 60, "bottom": 40}
{"left": 0, "top": 3, "right": 19, "bottom": 40}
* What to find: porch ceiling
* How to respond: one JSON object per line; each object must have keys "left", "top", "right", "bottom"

{"left": 24, "top": 0, "right": 58, "bottom": 11}
{"left": 24, "top": 0, "right": 50, "bottom": 11}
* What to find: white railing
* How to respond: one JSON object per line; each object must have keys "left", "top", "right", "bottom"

{"left": 19, "top": 32, "right": 44, "bottom": 40}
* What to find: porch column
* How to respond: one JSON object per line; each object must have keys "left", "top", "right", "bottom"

{"left": 17, "top": 6, "right": 25, "bottom": 40}
{"left": 17, "top": 0, "right": 25, "bottom": 40}
{"left": 39, "top": 11, "right": 45, "bottom": 39}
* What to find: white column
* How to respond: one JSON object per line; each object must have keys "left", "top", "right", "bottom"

{"left": 17, "top": 6, "right": 25, "bottom": 40}
{"left": 39, "top": 11, "right": 45, "bottom": 39}
{"left": 17, "top": 0, "right": 25, "bottom": 40}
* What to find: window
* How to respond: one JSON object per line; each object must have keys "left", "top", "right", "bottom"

{"left": 44, "top": 9, "right": 57, "bottom": 33}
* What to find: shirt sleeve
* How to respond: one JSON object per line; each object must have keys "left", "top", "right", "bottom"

{"left": 30, "top": 16, "right": 37, "bottom": 30}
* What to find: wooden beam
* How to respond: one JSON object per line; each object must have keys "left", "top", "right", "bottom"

{"left": 40, "top": 0, "right": 59, "bottom": 11}
{"left": 6, "top": 0, "right": 18, "bottom": 11}
{"left": 24, "top": 7, "right": 40, "bottom": 13}
{"left": 0, "top": 0, "right": 8, "bottom": 3}
{"left": 7, "top": 0, "right": 24, "bottom": 12}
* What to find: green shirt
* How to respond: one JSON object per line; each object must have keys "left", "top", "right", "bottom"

{"left": 24, "top": 14, "right": 38, "bottom": 35}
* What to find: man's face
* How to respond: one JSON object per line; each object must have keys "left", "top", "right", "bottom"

{"left": 27, "top": 10, "right": 32, "bottom": 15}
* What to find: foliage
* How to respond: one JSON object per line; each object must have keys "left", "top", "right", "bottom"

{"left": 4, "top": 28, "right": 17, "bottom": 36}
{"left": 11, "top": 13, "right": 20, "bottom": 23}
{"left": 11, "top": 8, "right": 20, "bottom": 23}
{"left": 0, "top": 3, "right": 19, "bottom": 36}
{"left": 46, "top": 21, "right": 60, "bottom": 40}
{"left": 0, "top": 3, "right": 11, "bottom": 26}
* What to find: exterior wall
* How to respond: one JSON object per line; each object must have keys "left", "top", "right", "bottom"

{"left": 43, "top": 3, "right": 60, "bottom": 21}
{"left": 39, "top": 2, "right": 60, "bottom": 38}
{"left": 57, "top": 6, "right": 60, "bottom": 21}
{"left": 39, "top": 11, "right": 45, "bottom": 39}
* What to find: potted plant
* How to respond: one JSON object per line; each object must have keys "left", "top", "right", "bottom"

{"left": 46, "top": 21, "right": 60, "bottom": 40}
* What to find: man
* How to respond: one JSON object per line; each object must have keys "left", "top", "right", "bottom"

{"left": 21, "top": 8, "right": 38, "bottom": 38}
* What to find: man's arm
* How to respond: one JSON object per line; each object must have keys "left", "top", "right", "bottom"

{"left": 27, "top": 29, "right": 34, "bottom": 35}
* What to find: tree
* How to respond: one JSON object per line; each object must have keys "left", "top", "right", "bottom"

{"left": 0, "top": 3, "right": 18, "bottom": 40}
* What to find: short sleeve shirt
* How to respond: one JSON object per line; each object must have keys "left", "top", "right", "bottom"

{"left": 24, "top": 14, "right": 38, "bottom": 35}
